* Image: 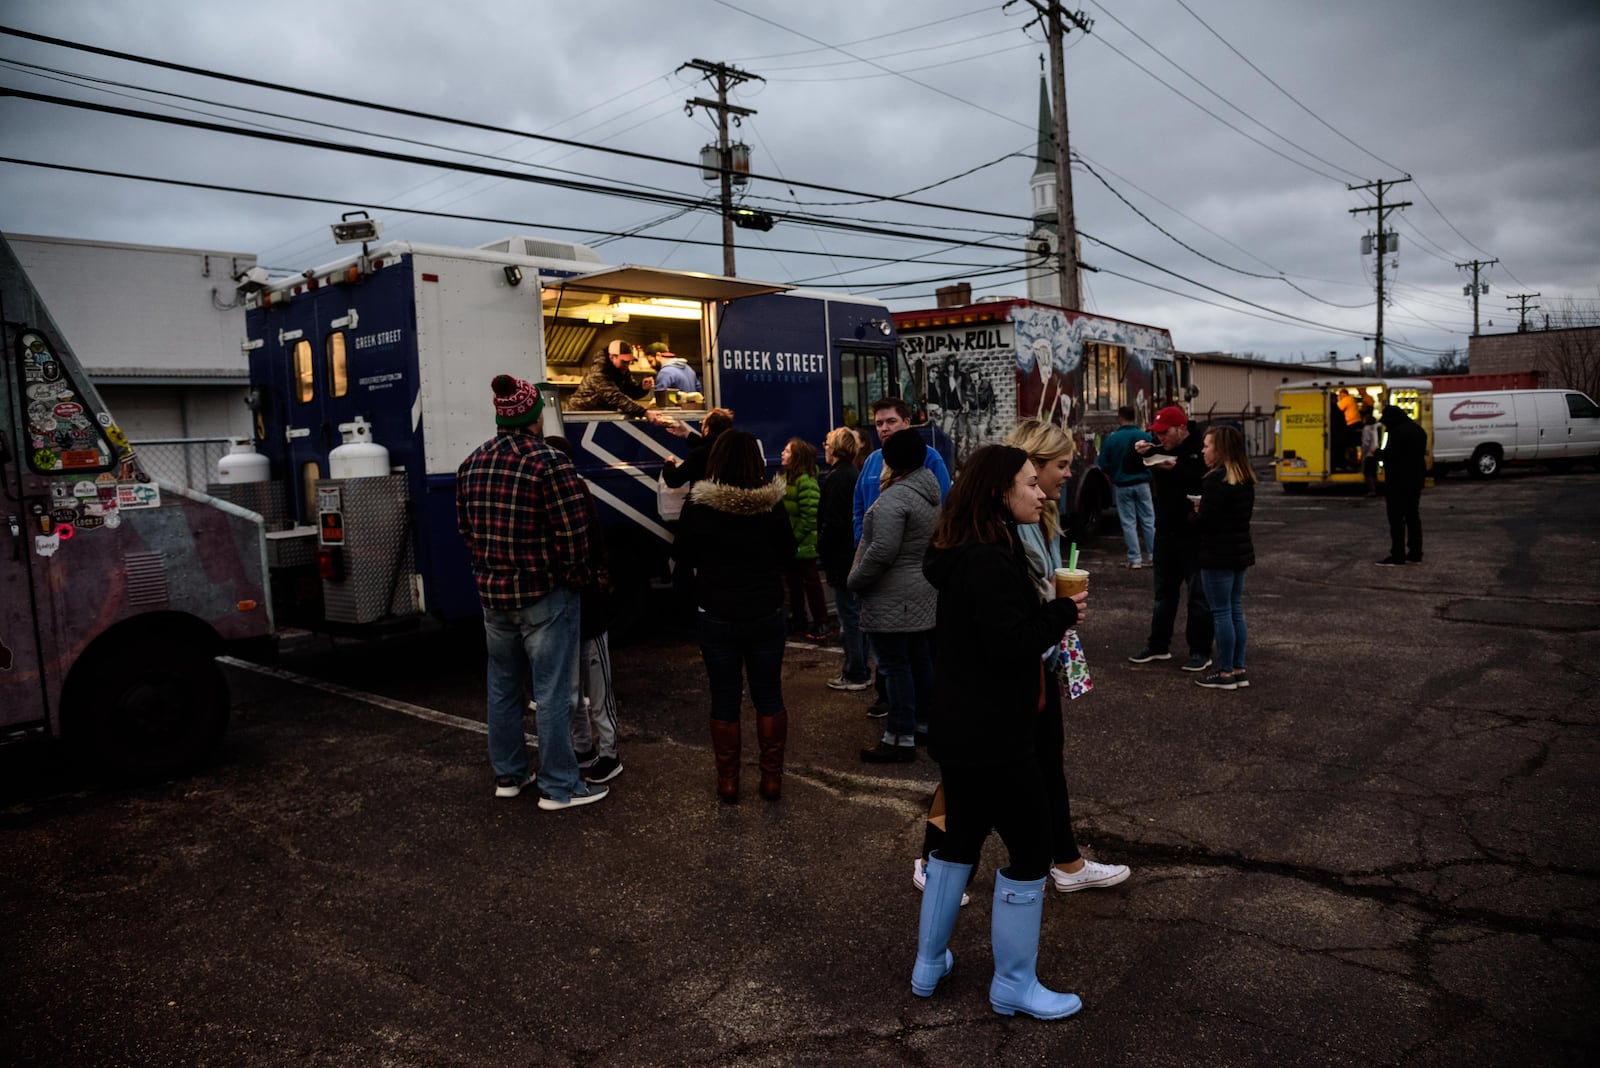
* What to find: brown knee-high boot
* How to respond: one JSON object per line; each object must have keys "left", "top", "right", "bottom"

{"left": 710, "top": 719, "right": 741, "bottom": 803}
{"left": 756, "top": 710, "right": 787, "bottom": 801}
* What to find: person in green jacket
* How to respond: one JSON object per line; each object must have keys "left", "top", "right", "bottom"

{"left": 782, "top": 437, "right": 830, "bottom": 639}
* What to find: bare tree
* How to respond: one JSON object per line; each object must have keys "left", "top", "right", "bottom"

{"left": 1542, "top": 299, "right": 1600, "bottom": 398}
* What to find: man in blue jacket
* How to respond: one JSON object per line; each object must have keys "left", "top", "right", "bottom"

{"left": 1097, "top": 405, "right": 1156, "bottom": 569}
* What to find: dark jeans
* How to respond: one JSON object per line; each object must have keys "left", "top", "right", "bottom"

{"left": 1386, "top": 484, "right": 1423, "bottom": 560}
{"left": 1147, "top": 534, "right": 1213, "bottom": 657}
{"left": 784, "top": 559, "right": 829, "bottom": 628}
{"left": 937, "top": 760, "right": 1052, "bottom": 882}
{"left": 1037, "top": 675, "right": 1079, "bottom": 865}
{"left": 697, "top": 607, "right": 787, "bottom": 722}
{"left": 867, "top": 630, "right": 933, "bottom": 738}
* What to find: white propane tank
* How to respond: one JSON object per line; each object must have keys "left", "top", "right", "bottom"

{"left": 329, "top": 416, "right": 391, "bottom": 479}
{"left": 217, "top": 439, "right": 271, "bottom": 484}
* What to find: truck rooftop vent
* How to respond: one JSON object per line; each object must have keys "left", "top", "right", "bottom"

{"left": 478, "top": 235, "right": 603, "bottom": 264}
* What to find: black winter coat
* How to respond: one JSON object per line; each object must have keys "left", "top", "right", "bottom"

{"left": 816, "top": 462, "right": 860, "bottom": 583}
{"left": 1377, "top": 407, "right": 1428, "bottom": 487}
{"left": 1192, "top": 469, "right": 1255, "bottom": 571}
{"left": 673, "top": 479, "right": 795, "bottom": 620}
{"left": 922, "top": 537, "right": 1080, "bottom": 769}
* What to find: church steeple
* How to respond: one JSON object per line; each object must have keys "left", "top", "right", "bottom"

{"left": 1027, "top": 71, "right": 1060, "bottom": 303}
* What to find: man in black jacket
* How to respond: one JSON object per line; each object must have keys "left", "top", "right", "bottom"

{"left": 569, "top": 340, "right": 667, "bottom": 424}
{"left": 1123, "top": 406, "right": 1214, "bottom": 670}
{"left": 1374, "top": 405, "right": 1427, "bottom": 566}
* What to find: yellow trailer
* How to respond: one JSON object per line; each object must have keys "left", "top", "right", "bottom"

{"left": 1274, "top": 377, "right": 1434, "bottom": 492}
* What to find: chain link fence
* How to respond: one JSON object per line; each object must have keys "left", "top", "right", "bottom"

{"left": 131, "top": 438, "right": 232, "bottom": 490}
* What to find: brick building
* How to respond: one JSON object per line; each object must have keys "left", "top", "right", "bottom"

{"left": 1469, "top": 326, "right": 1600, "bottom": 399}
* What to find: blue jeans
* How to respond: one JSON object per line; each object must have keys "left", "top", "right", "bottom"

{"left": 1199, "top": 568, "right": 1247, "bottom": 672}
{"left": 1114, "top": 482, "right": 1155, "bottom": 565}
{"left": 697, "top": 608, "right": 787, "bottom": 722}
{"left": 831, "top": 583, "right": 870, "bottom": 683}
{"left": 867, "top": 631, "right": 933, "bottom": 739}
{"left": 483, "top": 588, "right": 584, "bottom": 801}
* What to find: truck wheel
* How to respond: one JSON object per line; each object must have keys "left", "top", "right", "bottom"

{"left": 1469, "top": 446, "right": 1501, "bottom": 478}
{"left": 66, "top": 642, "right": 230, "bottom": 781}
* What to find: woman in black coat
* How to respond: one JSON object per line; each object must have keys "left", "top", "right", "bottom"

{"left": 817, "top": 427, "right": 868, "bottom": 688}
{"left": 911, "top": 445, "right": 1086, "bottom": 1021}
{"left": 673, "top": 430, "right": 796, "bottom": 802}
{"left": 1191, "top": 424, "right": 1256, "bottom": 691}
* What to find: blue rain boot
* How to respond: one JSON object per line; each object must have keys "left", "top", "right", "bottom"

{"left": 911, "top": 853, "right": 973, "bottom": 997}
{"left": 988, "top": 868, "right": 1082, "bottom": 1019}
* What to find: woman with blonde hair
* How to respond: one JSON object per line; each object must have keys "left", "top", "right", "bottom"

{"left": 780, "top": 436, "right": 830, "bottom": 638}
{"left": 1191, "top": 424, "right": 1256, "bottom": 691}
{"left": 818, "top": 427, "right": 870, "bottom": 689}
{"left": 1004, "top": 419, "right": 1130, "bottom": 893}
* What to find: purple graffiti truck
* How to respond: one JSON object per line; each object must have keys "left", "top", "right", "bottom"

{"left": 1, "top": 233, "right": 273, "bottom": 778}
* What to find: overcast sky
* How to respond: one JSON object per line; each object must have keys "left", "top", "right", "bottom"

{"left": 2, "top": 0, "right": 1596, "bottom": 369}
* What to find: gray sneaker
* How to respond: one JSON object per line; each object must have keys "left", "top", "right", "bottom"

{"left": 1181, "top": 654, "right": 1213, "bottom": 672}
{"left": 537, "top": 785, "right": 609, "bottom": 811}
{"left": 1127, "top": 647, "right": 1171, "bottom": 664}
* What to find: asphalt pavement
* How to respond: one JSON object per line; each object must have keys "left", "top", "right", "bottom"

{"left": 3, "top": 469, "right": 1598, "bottom": 1067}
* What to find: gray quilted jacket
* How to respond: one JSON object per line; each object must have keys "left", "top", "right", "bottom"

{"left": 847, "top": 467, "right": 940, "bottom": 633}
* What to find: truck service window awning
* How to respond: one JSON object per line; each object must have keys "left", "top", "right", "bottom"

{"left": 555, "top": 266, "right": 789, "bottom": 303}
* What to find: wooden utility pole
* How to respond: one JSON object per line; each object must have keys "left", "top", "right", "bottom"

{"left": 680, "top": 59, "right": 761, "bottom": 277}
{"left": 1010, "top": 1, "right": 1091, "bottom": 310}
{"left": 1507, "top": 292, "right": 1542, "bottom": 332}
{"left": 1349, "top": 176, "right": 1412, "bottom": 377}
{"left": 1456, "top": 258, "right": 1498, "bottom": 336}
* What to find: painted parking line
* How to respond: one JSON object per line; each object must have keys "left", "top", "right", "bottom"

{"left": 218, "top": 656, "right": 517, "bottom": 741}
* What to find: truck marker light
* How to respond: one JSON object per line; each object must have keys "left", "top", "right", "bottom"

{"left": 421, "top": 273, "right": 439, "bottom": 283}
{"left": 236, "top": 599, "right": 258, "bottom": 612}
{"left": 345, "top": 265, "right": 361, "bottom": 284}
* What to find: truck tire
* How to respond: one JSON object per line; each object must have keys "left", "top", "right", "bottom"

{"left": 1468, "top": 446, "right": 1502, "bottom": 479}
{"left": 65, "top": 639, "right": 230, "bottom": 781}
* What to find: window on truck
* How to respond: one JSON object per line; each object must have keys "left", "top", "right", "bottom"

{"left": 840, "top": 349, "right": 894, "bottom": 429}
{"left": 543, "top": 287, "right": 708, "bottom": 414}
{"left": 1566, "top": 393, "right": 1598, "bottom": 419}
{"left": 1083, "top": 342, "right": 1125, "bottom": 412}
{"left": 16, "top": 330, "right": 116, "bottom": 474}
{"left": 293, "top": 339, "right": 314, "bottom": 403}
{"left": 326, "top": 331, "right": 348, "bottom": 398}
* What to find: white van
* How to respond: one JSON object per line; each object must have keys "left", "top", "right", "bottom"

{"left": 1432, "top": 389, "right": 1600, "bottom": 477}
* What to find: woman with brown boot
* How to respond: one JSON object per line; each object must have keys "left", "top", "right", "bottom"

{"left": 673, "top": 431, "right": 796, "bottom": 802}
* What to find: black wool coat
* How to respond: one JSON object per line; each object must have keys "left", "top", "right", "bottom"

{"left": 1192, "top": 469, "right": 1255, "bottom": 571}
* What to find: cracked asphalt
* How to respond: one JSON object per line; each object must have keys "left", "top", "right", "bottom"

{"left": 3, "top": 468, "right": 1597, "bottom": 1066}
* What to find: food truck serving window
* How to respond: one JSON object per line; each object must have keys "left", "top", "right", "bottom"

{"left": 542, "top": 286, "right": 709, "bottom": 414}
{"left": 16, "top": 330, "right": 116, "bottom": 474}
{"left": 1083, "top": 342, "right": 1126, "bottom": 412}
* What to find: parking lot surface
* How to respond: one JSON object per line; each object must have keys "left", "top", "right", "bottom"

{"left": 4, "top": 470, "right": 1598, "bottom": 1066}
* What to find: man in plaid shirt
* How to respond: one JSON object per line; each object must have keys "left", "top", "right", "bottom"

{"left": 457, "top": 375, "right": 608, "bottom": 810}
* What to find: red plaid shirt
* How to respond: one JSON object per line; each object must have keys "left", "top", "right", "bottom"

{"left": 456, "top": 430, "right": 594, "bottom": 609}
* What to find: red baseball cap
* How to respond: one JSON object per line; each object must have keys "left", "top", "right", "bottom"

{"left": 1149, "top": 406, "right": 1188, "bottom": 434}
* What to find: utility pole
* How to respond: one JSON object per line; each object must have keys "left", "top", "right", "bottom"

{"left": 1455, "top": 258, "right": 1497, "bottom": 336}
{"left": 680, "top": 59, "right": 762, "bottom": 277}
{"left": 1009, "top": 1, "right": 1091, "bottom": 310}
{"left": 1507, "top": 292, "right": 1541, "bottom": 332}
{"left": 1349, "top": 176, "right": 1412, "bottom": 378}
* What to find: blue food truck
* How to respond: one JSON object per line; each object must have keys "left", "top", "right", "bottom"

{"left": 234, "top": 232, "right": 935, "bottom": 633}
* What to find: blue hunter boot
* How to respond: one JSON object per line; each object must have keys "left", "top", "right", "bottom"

{"left": 911, "top": 853, "right": 973, "bottom": 997}
{"left": 988, "top": 868, "right": 1082, "bottom": 1019}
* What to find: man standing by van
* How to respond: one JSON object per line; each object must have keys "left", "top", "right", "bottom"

{"left": 1374, "top": 405, "right": 1427, "bottom": 566}
{"left": 457, "top": 375, "right": 608, "bottom": 810}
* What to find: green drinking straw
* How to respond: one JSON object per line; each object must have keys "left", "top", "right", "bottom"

{"left": 1068, "top": 543, "right": 1079, "bottom": 571}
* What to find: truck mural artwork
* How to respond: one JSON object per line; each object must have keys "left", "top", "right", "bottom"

{"left": 1, "top": 232, "right": 274, "bottom": 777}
{"left": 229, "top": 228, "right": 923, "bottom": 638}
{"left": 893, "top": 298, "right": 1182, "bottom": 536}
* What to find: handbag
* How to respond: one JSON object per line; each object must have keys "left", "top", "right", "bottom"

{"left": 1055, "top": 628, "right": 1093, "bottom": 700}
{"left": 657, "top": 471, "right": 689, "bottom": 520}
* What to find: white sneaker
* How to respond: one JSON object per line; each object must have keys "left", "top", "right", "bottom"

{"left": 913, "top": 857, "right": 970, "bottom": 906}
{"left": 1049, "top": 859, "right": 1131, "bottom": 893}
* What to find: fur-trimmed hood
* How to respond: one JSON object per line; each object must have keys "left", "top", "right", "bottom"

{"left": 688, "top": 476, "right": 787, "bottom": 515}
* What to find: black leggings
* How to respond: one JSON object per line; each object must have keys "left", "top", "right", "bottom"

{"left": 937, "top": 760, "right": 1052, "bottom": 882}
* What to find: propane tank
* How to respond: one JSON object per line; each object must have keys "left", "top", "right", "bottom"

{"left": 329, "top": 416, "right": 391, "bottom": 479}
{"left": 217, "top": 439, "right": 270, "bottom": 484}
